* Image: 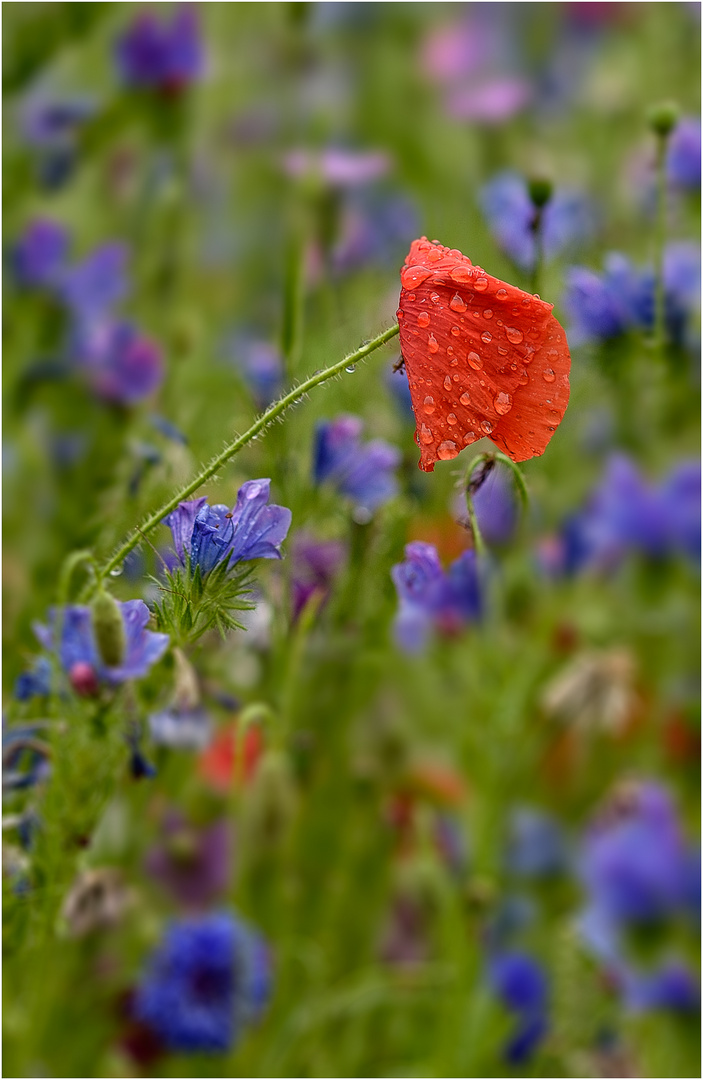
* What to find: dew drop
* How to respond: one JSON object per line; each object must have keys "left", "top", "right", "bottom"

{"left": 467, "top": 351, "right": 483, "bottom": 370}
{"left": 453, "top": 374, "right": 460, "bottom": 381}
{"left": 450, "top": 357, "right": 458, "bottom": 366}
{"left": 517, "top": 368, "right": 529, "bottom": 385}
{"left": 420, "top": 424, "right": 434, "bottom": 445}
{"left": 417, "top": 311, "right": 430, "bottom": 328}
{"left": 543, "top": 368, "right": 556, "bottom": 383}
{"left": 428, "top": 334, "right": 439, "bottom": 354}
{"left": 460, "top": 391, "right": 471, "bottom": 406}
{"left": 506, "top": 327, "right": 524, "bottom": 344}
{"left": 498, "top": 346, "right": 508, "bottom": 356}
{"left": 481, "top": 331, "right": 492, "bottom": 344}
{"left": 521, "top": 297, "right": 531, "bottom": 307}
{"left": 481, "top": 420, "right": 494, "bottom": 434}
{"left": 463, "top": 432, "right": 477, "bottom": 445}
{"left": 444, "top": 375, "right": 452, "bottom": 391}
{"left": 494, "top": 391, "right": 513, "bottom": 416}
{"left": 397, "top": 309, "right": 404, "bottom": 319}
{"left": 450, "top": 265, "right": 472, "bottom": 284}
{"left": 423, "top": 395, "right": 436, "bottom": 415}
{"left": 474, "top": 276, "right": 489, "bottom": 292}
{"left": 449, "top": 293, "right": 468, "bottom": 314}
{"left": 496, "top": 288, "right": 508, "bottom": 299}
{"left": 451, "top": 325, "right": 461, "bottom": 337}
{"left": 437, "top": 439, "right": 458, "bottom": 460}
{"left": 428, "top": 247, "right": 443, "bottom": 262}
{"left": 447, "top": 412, "right": 458, "bottom": 425}
{"left": 346, "top": 364, "right": 356, "bottom": 373}
{"left": 483, "top": 309, "right": 493, "bottom": 319}
{"left": 430, "top": 292, "right": 441, "bottom": 304}
{"left": 109, "top": 564, "right": 124, "bottom": 577}
{"left": 401, "top": 265, "right": 432, "bottom": 289}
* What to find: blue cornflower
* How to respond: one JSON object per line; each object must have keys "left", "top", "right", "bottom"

{"left": 667, "top": 116, "right": 701, "bottom": 191}
{"left": 391, "top": 542, "right": 482, "bottom": 652}
{"left": 487, "top": 951, "right": 549, "bottom": 1065}
{"left": 132, "top": 911, "right": 270, "bottom": 1053}
{"left": 479, "top": 172, "right": 592, "bottom": 272}
{"left": 12, "top": 218, "right": 69, "bottom": 289}
{"left": 314, "top": 415, "right": 401, "bottom": 516}
{"left": 33, "top": 600, "right": 169, "bottom": 694}
{"left": 164, "top": 479, "right": 292, "bottom": 576}
{"left": 116, "top": 5, "right": 204, "bottom": 93}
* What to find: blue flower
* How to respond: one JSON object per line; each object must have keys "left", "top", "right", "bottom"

{"left": 505, "top": 808, "right": 569, "bottom": 880}
{"left": 13, "top": 657, "right": 52, "bottom": 702}
{"left": 116, "top": 5, "right": 204, "bottom": 93}
{"left": 72, "top": 320, "right": 165, "bottom": 405}
{"left": 3, "top": 723, "right": 52, "bottom": 792}
{"left": 314, "top": 415, "right": 401, "bottom": 515}
{"left": 164, "top": 480, "right": 292, "bottom": 575}
{"left": 13, "top": 219, "right": 69, "bottom": 289}
{"left": 132, "top": 911, "right": 270, "bottom": 1053}
{"left": 487, "top": 951, "right": 549, "bottom": 1065}
{"left": 20, "top": 94, "right": 96, "bottom": 190}
{"left": 391, "top": 542, "right": 482, "bottom": 652}
{"left": 667, "top": 116, "right": 701, "bottom": 191}
{"left": 480, "top": 172, "right": 592, "bottom": 272}
{"left": 622, "top": 960, "right": 700, "bottom": 1014}
{"left": 224, "top": 334, "right": 283, "bottom": 408}
{"left": 471, "top": 464, "right": 519, "bottom": 548}
{"left": 58, "top": 243, "right": 129, "bottom": 324}
{"left": 149, "top": 706, "right": 213, "bottom": 750}
{"left": 34, "top": 600, "right": 169, "bottom": 691}
{"left": 331, "top": 189, "right": 420, "bottom": 275}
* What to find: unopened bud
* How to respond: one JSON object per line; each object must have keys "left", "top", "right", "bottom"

{"left": 173, "top": 648, "right": 200, "bottom": 710}
{"left": 647, "top": 100, "right": 680, "bottom": 138}
{"left": 69, "top": 661, "right": 100, "bottom": 697}
{"left": 527, "top": 176, "right": 553, "bottom": 209}
{"left": 91, "top": 589, "right": 126, "bottom": 668}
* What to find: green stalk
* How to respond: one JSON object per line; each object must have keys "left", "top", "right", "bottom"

{"left": 90, "top": 323, "right": 400, "bottom": 588}
{"left": 653, "top": 129, "right": 668, "bottom": 359}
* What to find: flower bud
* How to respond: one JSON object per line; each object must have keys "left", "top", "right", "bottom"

{"left": 647, "top": 100, "right": 680, "bottom": 138}
{"left": 69, "top": 661, "right": 100, "bottom": 697}
{"left": 91, "top": 589, "right": 126, "bottom": 668}
{"left": 527, "top": 176, "right": 553, "bottom": 209}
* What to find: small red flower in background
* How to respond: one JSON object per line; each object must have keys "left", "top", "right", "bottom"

{"left": 197, "top": 723, "right": 263, "bottom": 792}
{"left": 397, "top": 237, "right": 571, "bottom": 472}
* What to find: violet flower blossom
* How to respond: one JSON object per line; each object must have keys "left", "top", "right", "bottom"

{"left": 116, "top": 5, "right": 204, "bottom": 93}
{"left": 391, "top": 542, "right": 482, "bottom": 652}
{"left": 313, "top": 415, "right": 401, "bottom": 516}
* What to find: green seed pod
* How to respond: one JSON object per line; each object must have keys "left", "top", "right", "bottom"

{"left": 91, "top": 589, "right": 126, "bottom": 668}
{"left": 647, "top": 100, "right": 680, "bottom": 138}
{"left": 527, "top": 176, "right": 553, "bottom": 210}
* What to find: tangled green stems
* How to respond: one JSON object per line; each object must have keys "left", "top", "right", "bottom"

{"left": 86, "top": 323, "right": 400, "bottom": 592}
{"left": 464, "top": 451, "right": 530, "bottom": 556}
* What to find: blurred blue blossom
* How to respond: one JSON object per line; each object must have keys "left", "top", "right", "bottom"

{"left": 563, "top": 244, "right": 701, "bottom": 346}
{"left": 505, "top": 808, "right": 570, "bottom": 880}
{"left": 667, "top": 116, "right": 701, "bottom": 191}
{"left": 34, "top": 600, "right": 169, "bottom": 692}
{"left": 487, "top": 951, "right": 549, "bottom": 1065}
{"left": 13, "top": 218, "right": 69, "bottom": 289}
{"left": 72, "top": 320, "right": 164, "bottom": 406}
{"left": 146, "top": 814, "right": 231, "bottom": 908}
{"left": 116, "top": 5, "right": 204, "bottom": 93}
{"left": 622, "top": 959, "right": 700, "bottom": 1014}
{"left": 291, "top": 533, "right": 347, "bottom": 622}
{"left": 314, "top": 415, "right": 400, "bottom": 516}
{"left": 148, "top": 705, "right": 213, "bottom": 751}
{"left": 332, "top": 189, "right": 420, "bottom": 275}
{"left": 480, "top": 172, "right": 592, "bottom": 272}
{"left": 3, "top": 723, "right": 52, "bottom": 793}
{"left": 471, "top": 464, "right": 520, "bottom": 548}
{"left": 164, "top": 480, "right": 292, "bottom": 575}
{"left": 283, "top": 147, "right": 390, "bottom": 188}
{"left": 13, "top": 657, "right": 52, "bottom": 702}
{"left": 58, "top": 243, "right": 129, "bottom": 324}
{"left": 224, "top": 335, "right": 283, "bottom": 408}
{"left": 392, "top": 542, "right": 482, "bottom": 652}
{"left": 133, "top": 911, "right": 270, "bottom": 1053}
{"left": 20, "top": 94, "right": 96, "bottom": 190}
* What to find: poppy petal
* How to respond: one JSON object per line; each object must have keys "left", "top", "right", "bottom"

{"left": 397, "top": 237, "right": 571, "bottom": 471}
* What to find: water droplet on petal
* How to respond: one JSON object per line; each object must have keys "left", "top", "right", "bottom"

{"left": 417, "top": 311, "right": 430, "bottom": 328}
{"left": 468, "top": 352, "right": 483, "bottom": 370}
{"left": 427, "top": 247, "right": 443, "bottom": 262}
{"left": 451, "top": 325, "right": 461, "bottom": 337}
{"left": 494, "top": 391, "right": 513, "bottom": 416}
{"left": 463, "top": 432, "right": 477, "bottom": 445}
{"left": 428, "top": 334, "right": 439, "bottom": 354}
{"left": 496, "top": 288, "right": 508, "bottom": 299}
{"left": 449, "top": 293, "right": 467, "bottom": 313}
{"left": 447, "top": 413, "right": 458, "bottom": 425}
{"left": 444, "top": 375, "right": 452, "bottom": 391}
{"left": 450, "top": 265, "right": 472, "bottom": 284}
{"left": 420, "top": 424, "right": 434, "bottom": 445}
{"left": 401, "top": 265, "right": 432, "bottom": 289}
{"left": 430, "top": 292, "right": 441, "bottom": 304}
{"left": 423, "top": 395, "right": 436, "bottom": 414}
{"left": 506, "top": 327, "right": 524, "bottom": 344}
{"left": 437, "top": 439, "right": 458, "bottom": 460}
{"left": 450, "top": 357, "right": 458, "bottom": 366}
{"left": 517, "top": 369, "right": 529, "bottom": 385}
{"left": 460, "top": 391, "right": 471, "bottom": 406}
{"left": 543, "top": 368, "right": 556, "bottom": 383}
{"left": 483, "top": 309, "right": 493, "bottom": 319}
{"left": 474, "top": 276, "right": 488, "bottom": 291}
{"left": 481, "top": 331, "right": 492, "bottom": 344}
{"left": 481, "top": 420, "right": 494, "bottom": 434}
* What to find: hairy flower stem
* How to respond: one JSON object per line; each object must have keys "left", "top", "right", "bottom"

{"left": 464, "top": 451, "right": 530, "bottom": 555}
{"left": 90, "top": 323, "right": 400, "bottom": 588}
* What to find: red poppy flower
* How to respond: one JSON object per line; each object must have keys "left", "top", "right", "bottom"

{"left": 397, "top": 237, "right": 571, "bottom": 472}
{"left": 197, "top": 722, "right": 263, "bottom": 792}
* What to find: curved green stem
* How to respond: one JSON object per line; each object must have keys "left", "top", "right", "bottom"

{"left": 91, "top": 323, "right": 400, "bottom": 588}
{"left": 464, "top": 451, "right": 530, "bottom": 554}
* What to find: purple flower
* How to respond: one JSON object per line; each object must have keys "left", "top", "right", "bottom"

{"left": 578, "top": 782, "right": 695, "bottom": 927}
{"left": 13, "top": 219, "right": 69, "bottom": 289}
{"left": 225, "top": 335, "right": 283, "bottom": 408}
{"left": 3, "top": 723, "right": 52, "bottom": 792}
{"left": 283, "top": 148, "right": 390, "bottom": 188}
{"left": 132, "top": 911, "right": 270, "bottom": 1053}
{"left": 34, "top": 600, "right": 169, "bottom": 689}
{"left": 622, "top": 960, "right": 700, "bottom": 1014}
{"left": 487, "top": 951, "right": 549, "bottom": 1065}
{"left": 73, "top": 320, "right": 164, "bottom": 405}
{"left": 331, "top": 190, "right": 419, "bottom": 274}
{"left": 116, "top": 5, "right": 204, "bottom": 93}
{"left": 58, "top": 243, "right": 129, "bottom": 324}
{"left": 391, "top": 542, "right": 482, "bottom": 652}
{"left": 164, "top": 480, "right": 292, "bottom": 575}
{"left": 146, "top": 815, "right": 231, "bottom": 908}
{"left": 480, "top": 172, "right": 592, "bottom": 272}
{"left": 668, "top": 116, "right": 701, "bottom": 190}
{"left": 21, "top": 95, "right": 95, "bottom": 148}
{"left": 505, "top": 808, "right": 569, "bottom": 880}
{"left": 470, "top": 463, "right": 520, "bottom": 548}
{"left": 660, "top": 460, "right": 702, "bottom": 562}
{"left": 314, "top": 415, "right": 400, "bottom": 516}
{"left": 13, "top": 657, "right": 52, "bottom": 702}
{"left": 148, "top": 706, "right": 213, "bottom": 751}
{"left": 290, "top": 533, "right": 346, "bottom": 622}
{"left": 447, "top": 79, "right": 532, "bottom": 124}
